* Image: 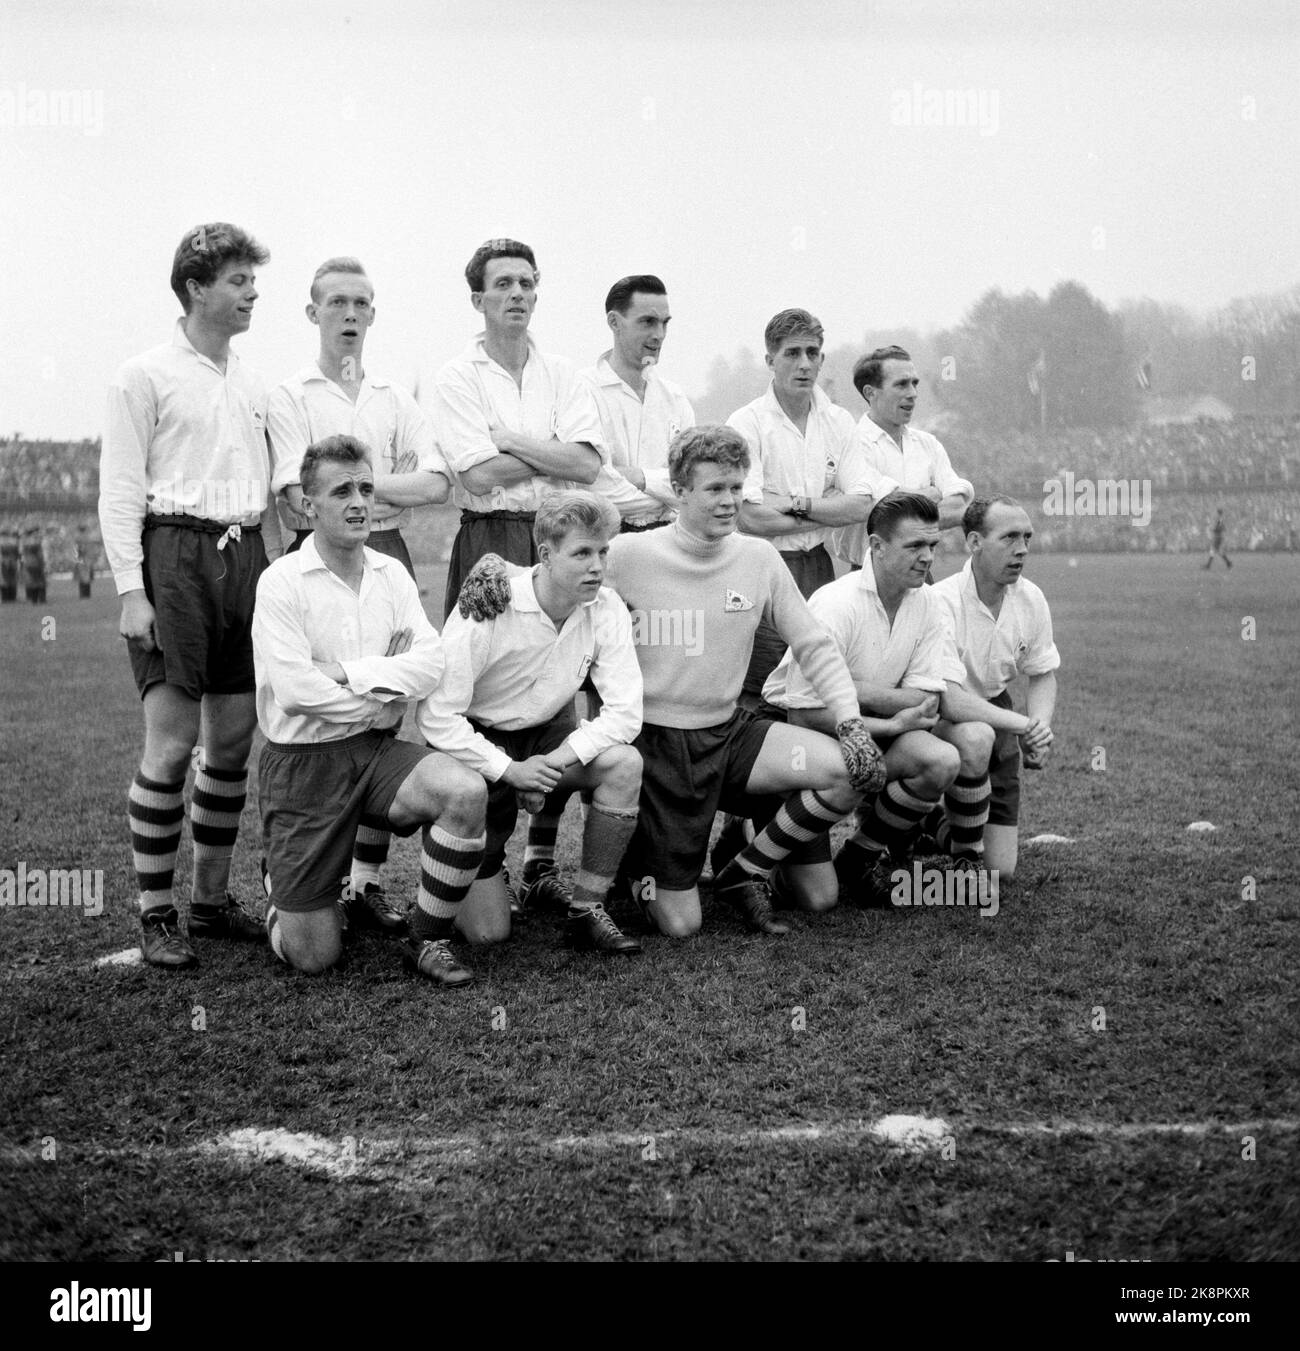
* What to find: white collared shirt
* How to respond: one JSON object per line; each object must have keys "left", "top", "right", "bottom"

{"left": 832, "top": 417, "right": 974, "bottom": 565}
{"left": 931, "top": 559, "right": 1060, "bottom": 699}
{"left": 764, "top": 561, "right": 964, "bottom": 710}
{"left": 579, "top": 353, "right": 693, "bottom": 525}
{"left": 100, "top": 320, "right": 271, "bottom": 594}
{"left": 729, "top": 385, "right": 887, "bottom": 555}
{"left": 267, "top": 364, "right": 447, "bottom": 535}
{"left": 253, "top": 534, "right": 445, "bottom": 746}
{"left": 416, "top": 570, "right": 642, "bottom": 779}
{"left": 430, "top": 334, "right": 604, "bottom": 513}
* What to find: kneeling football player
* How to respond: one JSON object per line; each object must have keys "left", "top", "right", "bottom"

{"left": 253, "top": 435, "right": 487, "bottom": 986}
{"left": 929, "top": 495, "right": 1058, "bottom": 878}
{"left": 418, "top": 491, "right": 645, "bottom": 954}
{"left": 455, "top": 428, "right": 885, "bottom": 939}
{"left": 762, "top": 492, "right": 975, "bottom": 907}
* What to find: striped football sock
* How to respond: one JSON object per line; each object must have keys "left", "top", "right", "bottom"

{"left": 943, "top": 774, "right": 990, "bottom": 858}
{"left": 854, "top": 780, "right": 939, "bottom": 857}
{"left": 725, "top": 790, "right": 848, "bottom": 882}
{"left": 522, "top": 812, "right": 561, "bottom": 885}
{"left": 410, "top": 825, "right": 486, "bottom": 941}
{"left": 129, "top": 771, "right": 185, "bottom": 916}
{"left": 190, "top": 765, "right": 247, "bottom": 911}
{"left": 350, "top": 817, "right": 391, "bottom": 891}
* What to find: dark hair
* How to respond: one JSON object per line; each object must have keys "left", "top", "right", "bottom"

{"left": 867, "top": 489, "right": 939, "bottom": 540}
{"left": 963, "top": 494, "right": 1022, "bottom": 536}
{"left": 170, "top": 223, "right": 269, "bottom": 313}
{"left": 852, "top": 345, "right": 912, "bottom": 397}
{"left": 300, "top": 434, "right": 372, "bottom": 497}
{"left": 668, "top": 425, "right": 750, "bottom": 488}
{"left": 465, "top": 238, "right": 538, "bottom": 293}
{"left": 764, "top": 308, "right": 823, "bottom": 355}
{"left": 605, "top": 274, "right": 667, "bottom": 316}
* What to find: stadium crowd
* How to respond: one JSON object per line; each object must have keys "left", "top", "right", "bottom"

{"left": 956, "top": 416, "right": 1300, "bottom": 499}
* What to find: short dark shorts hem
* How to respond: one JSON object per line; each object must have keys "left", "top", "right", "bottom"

{"left": 626, "top": 708, "right": 776, "bottom": 892}
{"left": 260, "top": 730, "right": 431, "bottom": 914}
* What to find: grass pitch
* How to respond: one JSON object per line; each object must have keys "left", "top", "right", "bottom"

{"left": 1, "top": 546, "right": 1297, "bottom": 1261}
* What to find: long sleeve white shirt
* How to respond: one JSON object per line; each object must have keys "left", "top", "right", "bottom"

{"left": 832, "top": 418, "right": 973, "bottom": 566}
{"left": 429, "top": 334, "right": 604, "bottom": 513}
{"left": 253, "top": 535, "right": 445, "bottom": 745}
{"left": 579, "top": 353, "right": 692, "bottom": 525}
{"left": 764, "top": 563, "right": 965, "bottom": 710}
{"left": 931, "top": 560, "right": 1060, "bottom": 699}
{"left": 100, "top": 321, "right": 271, "bottom": 594}
{"left": 416, "top": 570, "right": 642, "bottom": 780}
{"left": 730, "top": 385, "right": 889, "bottom": 554}
{"left": 267, "top": 364, "right": 447, "bottom": 534}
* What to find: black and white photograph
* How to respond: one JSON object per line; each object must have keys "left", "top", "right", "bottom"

{"left": 1, "top": 0, "right": 1296, "bottom": 1302}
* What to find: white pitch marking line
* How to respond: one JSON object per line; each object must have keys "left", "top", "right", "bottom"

{"left": 94, "top": 947, "right": 143, "bottom": 968}
{"left": 4, "top": 1119, "right": 1296, "bottom": 1172}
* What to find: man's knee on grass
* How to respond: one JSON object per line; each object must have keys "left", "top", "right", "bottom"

{"left": 645, "top": 884, "right": 701, "bottom": 939}
{"left": 273, "top": 907, "right": 343, "bottom": 975}
{"left": 783, "top": 863, "right": 838, "bottom": 913}
{"left": 456, "top": 873, "right": 512, "bottom": 946}
{"left": 984, "top": 824, "right": 1019, "bottom": 880}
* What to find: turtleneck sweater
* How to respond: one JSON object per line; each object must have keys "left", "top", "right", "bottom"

{"left": 606, "top": 521, "right": 859, "bottom": 730}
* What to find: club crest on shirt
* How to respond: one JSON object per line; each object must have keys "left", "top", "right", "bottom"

{"left": 724, "top": 588, "right": 754, "bottom": 612}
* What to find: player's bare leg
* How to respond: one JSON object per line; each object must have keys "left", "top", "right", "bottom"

{"left": 984, "top": 823, "right": 1019, "bottom": 880}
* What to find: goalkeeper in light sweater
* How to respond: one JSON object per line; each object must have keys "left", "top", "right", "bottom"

{"left": 457, "top": 424, "right": 885, "bottom": 939}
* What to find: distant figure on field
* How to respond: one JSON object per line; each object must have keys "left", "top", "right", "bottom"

{"left": 74, "top": 522, "right": 97, "bottom": 598}
{"left": 0, "top": 526, "right": 18, "bottom": 602}
{"left": 1203, "top": 508, "right": 1231, "bottom": 569}
{"left": 21, "top": 522, "right": 47, "bottom": 604}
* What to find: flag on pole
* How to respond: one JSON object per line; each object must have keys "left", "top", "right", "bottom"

{"left": 1027, "top": 351, "right": 1046, "bottom": 396}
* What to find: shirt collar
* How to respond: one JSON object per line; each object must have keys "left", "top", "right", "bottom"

{"left": 301, "top": 362, "right": 390, "bottom": 391}
{"left": 512, "top": 567, "right": 600, "bottom": 617}
{"left": 466, "top": 332, "right": 539, "bottom": 367}
{"left": 859, "top": 415, "right": 911, "bottom": 449}
{"left": 172, "top": 319, "right": 233, "bottom": 374}
{"left": 594, "top": 351, "right": 662, "bottom": 394}
{"left": 294, "top": 531, "right": 390, "bottom": 575}
{"left": 760, "top": 382, "right": 828, "bottom": 420}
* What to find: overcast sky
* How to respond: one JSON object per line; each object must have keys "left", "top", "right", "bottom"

{"left": 1, "top": 0, "right": 1296, "bottom": 439}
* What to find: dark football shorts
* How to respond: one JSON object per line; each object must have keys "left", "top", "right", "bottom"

{"left": 129, "top": 516, "right": 267, "bottom": 700}
{"left": 472, "top": 708, "right": 577, "bottom": 878}
{"left": 259, "top": 729, "right": 430, "bottom": 913}
{"left": 625, "top": 707, "right": 776, "bottom": 891}
{"left": 987, "top": 689, "right": 1022, "bottom": 827}
{"left": 444, "top": 510, "right": 537, "bottom": 627}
